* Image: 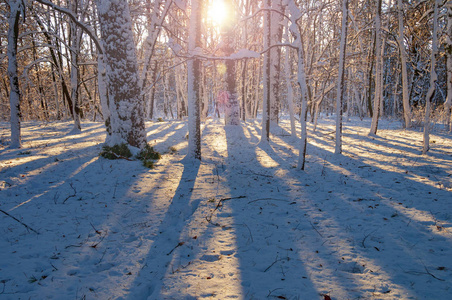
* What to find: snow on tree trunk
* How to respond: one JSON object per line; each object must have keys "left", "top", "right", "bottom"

{"left": 7, "top": 0, "right": 23, "bottom": 149}
{"left": 69, "top": 2, "right": 82, "bottom": 133}
{"left": 352, "top": 78, "right": 364, "bottom": 119}
{"left": 423, "top": 0, "right": 439, "bottom": 154}
{"left": 296, "top": 42, "right": 309, "bottom": 170}
{"left": 241, "top": 60, "right": 248, "bottom": 122}
{"left": 283, "top": 15, "right": 296, "bottom": 137}
{"left": 261, "top": 0, "right": 271, "bottom": 143}
{"left": 379, "top": 35, "right": 386, "bottom": 119}
{"left": 284, "top": 0, "right": 309, "bottom": 169}
{"left": 369, "top": 0, "right": 382, "bottom": 136}
{"left": 186, "top": 0, "right": 203, "bottom": 159}
{"left": 335, "top": 0, "right": 348, "bottom": 155}
{"left": 96, "top": 0, "right": 146, "bottom": 149}
{"left": 397, "top": 0, "right": 411, "bottom": 129}
{"left": 223, "top": 0, "right": 240, "bottom": 126}
{"left": 445, "top": 3, "right": 452, "bottom": 132}
{"left": 97, "top": 54, "right": 111, "bottom": 134}
{"left": 269, "top": 0, "right": 283, "bottom": 124}
{"left": 139, "top": 0, "right": 163, "bottom": 91}
{"left": 176, "top": 64, "right": 187, "bottom": 119}
{"left": 139, "top": 0, "right": 172, "bottom": 112}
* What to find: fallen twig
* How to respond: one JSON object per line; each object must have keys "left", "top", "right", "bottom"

{"left": 264, "top": 255, "right": 289, "bottom": 272}
{"left": 90, "top": 222, "right": 102, "bottom": 235}
{"left": 267, "top": 288, "right": 283, "bottom": 298}
{"left": 309, "top": 221, "right": 323, "bottom": 238}
{"left": 248, "top": 198, "right": 289, "bottom": 204}
{"left": 237, "top": 223, "right": 254, "bottom": 243}
{"left": 96, "top": 250, "right": 107, "bottom": 265}
{"left": 424, "top": 266, "right": 445, "bottom": 281}
{"left": 167, "top": 242, "right": 185, "bottom": 256}
{"left": 90, "top": 235, "right": 105, "bottom": 249}
{"left": 214, "top": 196, "right": 246, "bottom": 212}
{"left": 0, "top": 209, "right": 39, "bottom": 235}
{"left": 205, "top": 196, "right": 246, "bottom": 225}
{"left": 406, "top": 267, "right": 445, "bottom": 281}
{"left": 361, "top": 229, "right": 378, "bottom": 248}
{"left": 65, "top": 243, "right": 83, "bottom": 249}
{"left": 62, "top": 182, "right": 76, "bottom": 204}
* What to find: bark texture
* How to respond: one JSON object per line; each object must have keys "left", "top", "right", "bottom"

{"left": 335, "top": 0, "right": 349, "bottom": 154}
{"left": 223, "top": 0, "right": 240, "bottom": 126}
{"left": 187, "top": 0, "right": 203, "bottom": 159}
{"left": 261, "top": 0, "right": 271, "bottom": 143}
{"left": 397, "top": 0, "right": 411, "bottom": 128}
{"left": 96, "top": 0, "right": 146, "bottom": 149}
{"left": 7, "top": 0, "right": 23, "bottom": 149}
{"left": 423, "top": 0, "right": 439, "bottom": 154}
{"left": 369, "top": 0, "right": 382, "bottom": 135}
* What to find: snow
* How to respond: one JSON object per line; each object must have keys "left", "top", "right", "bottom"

{"left": 1, "top": 117, "right": 452, "bottom": 299}
{"left": 229, "top": 49, "right": 260, "bottom": 60}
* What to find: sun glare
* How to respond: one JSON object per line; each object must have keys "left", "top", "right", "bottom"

{"left": 207, "top": 0, "right": 228, "bottom": 26}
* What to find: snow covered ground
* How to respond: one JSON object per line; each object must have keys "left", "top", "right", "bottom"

{"left": 0, "top": 117, "right": 451, "bottom": 300}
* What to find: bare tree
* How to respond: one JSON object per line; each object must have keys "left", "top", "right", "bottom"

{"left": 397, "top": 0, "right": 411, "bottom": 128}
{"left": 335, "top": 0, "right": 349, "bottom": 154}
{"left": 7, "top": 0, "right": 25, "bottom": 148}
{"left": 187, "top": 0, "right": 203, "bottom": 159}
{"left": 96, "top": 0, "right": 146, "bottom": 149}
{"left": 283, "top": 12, "right": 296, "bottom": 137}
{"left": 223, "top": 0, "right": 240, "bottom": 126}
{"left": 285, "top": 0, "right": 310, "bottom": 169}
{"left": 423, "top": 0, "right": 439, "bottom": 154}
{"left": 269, "top": 0, "right": 283, "bottom": 124}
{"left": 69, "top": 0, "right": 83, "bottom": 133}
{"left": 369, "top": 0, "right": 383, "bottom": 135}
{"left": 261, "top": 0, "right": 271, "bottom": 143}
{"left": 445, "top": 1, "right": 452, "bottom": 131}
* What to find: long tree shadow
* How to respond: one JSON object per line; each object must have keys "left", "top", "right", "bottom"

{"left": 0, "top": 144, "right": 155, "bottom": 299}
{"left": 262, "top": 121, "right": 452, "bottom": 298}
{"left": 221, "top": 124, "right": 322, "bottom": 299}
{"left": 232, "top": 121, "right": 452, "bottom": 298}
{"left": 126, "top": 158, "right": 201, "bottom": 299}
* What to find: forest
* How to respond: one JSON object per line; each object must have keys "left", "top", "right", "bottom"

{"left": 1, "top": 0, "right": 452, "bottom": 299}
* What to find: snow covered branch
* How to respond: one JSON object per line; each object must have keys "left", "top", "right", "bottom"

{"left": 33, "top": 0, "right": 104, "bottom": 54}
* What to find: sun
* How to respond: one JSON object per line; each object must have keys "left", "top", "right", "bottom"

{"left": 207, "top": 0, "right": 228, "bottom": 26}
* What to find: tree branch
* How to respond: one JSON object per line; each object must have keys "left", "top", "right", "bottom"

{"left": 33, "top": 0, "right": 104, "bottom": 54}
{"left": 0, "top": 209, "right": 40, "bottom": 235}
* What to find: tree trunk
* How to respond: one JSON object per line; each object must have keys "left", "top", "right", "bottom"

{"left": 369, "top": 0, "right": 382, "bottom": 135}
{"left": 283, "top": 14, "right": 296, "bottom": 137}
{"left": 269, "top": 0, "right": 283, "bottom": 124}
{"left": 69, "top": 2, "right": 82, "bottom": 133}
{"left": 96, "top": 0, "right": 146, "bottom": 149}
{"left": 223, "top": 0, "right": 240, "bottom": 126}
{"left": 397, "top": 0, "right": 411, "bottom": 128}
{"left": 296, "top": 33, "right": 309, "bottom": 170}
{"left": 97, "top": 54, "right": 111, "bottom": 133}
{"left": 423, "top": 0, "right": 439, "bottom": 154}
{"left": 241, "top": 59, "right": 247, "bottom": 122}
{"left": 7, "top": 0, "right": 23, "bottom": 149}
{"left": 187, "top": 0, "right": 203, "bottom": 159}
{"left": 148, "top": 60, "right": 158, "bottom": 119}
{"left": 335, "top": 0, "right": 348, "bottom": 154}
{"left": 286, "top": 0, "right": 309, "bottom": 169}
{"left": 445, "top": 3, "right": 452, "bottom": 131}
{"left": 366, "top": 33, "right": 375, "bottom": 118}
{"left": 261, "top": 0, "right": 271, "bottom": 143}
